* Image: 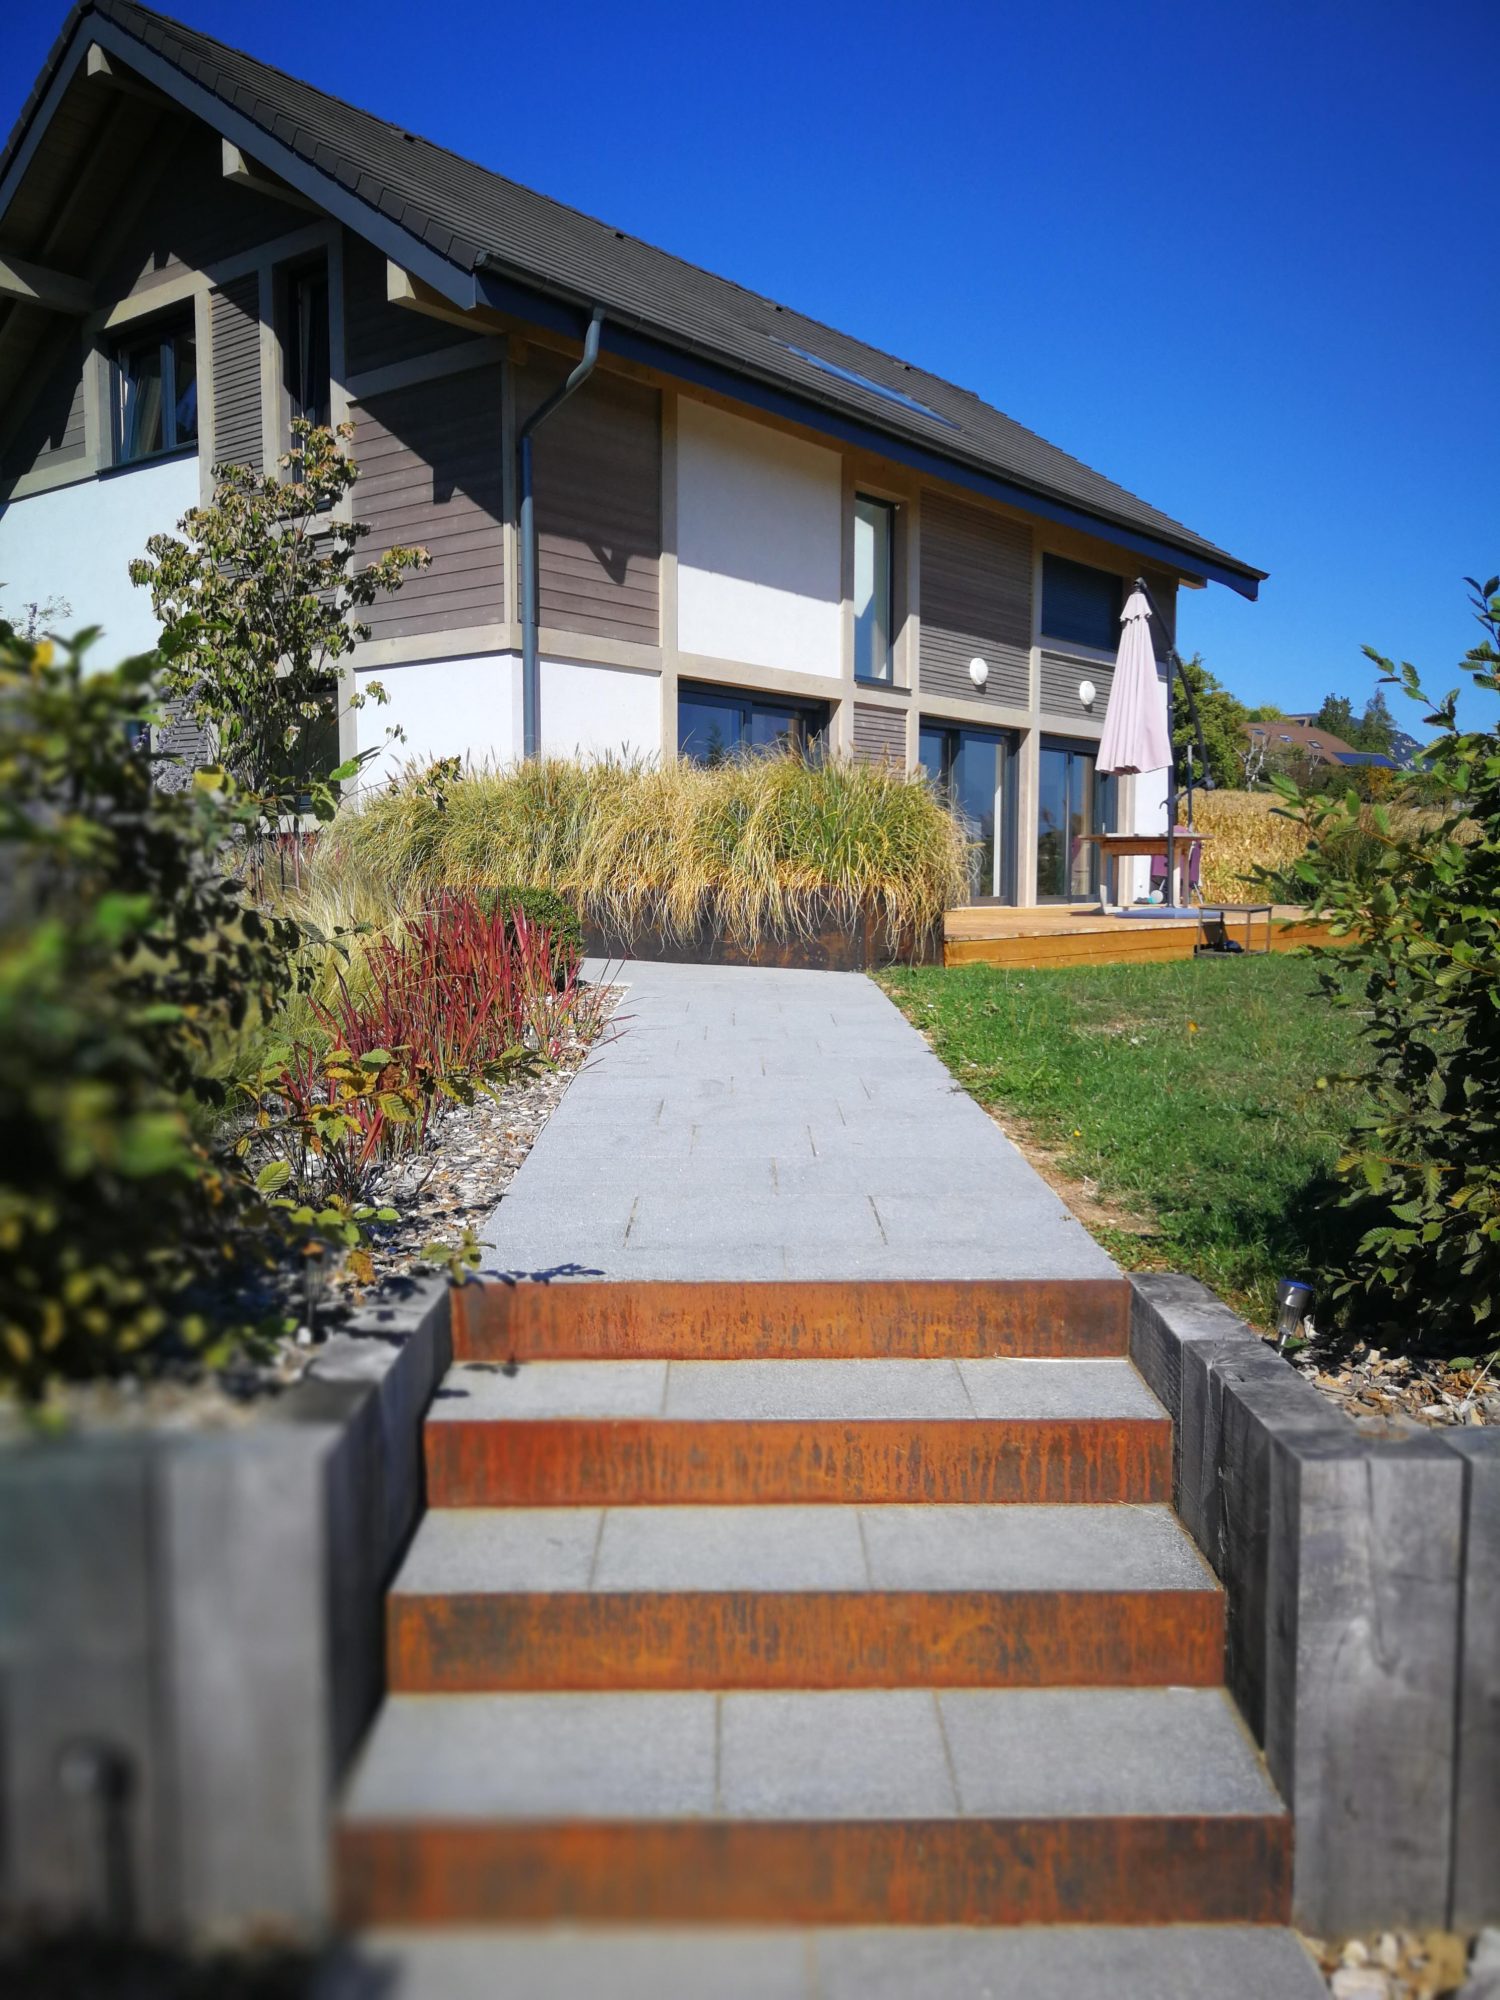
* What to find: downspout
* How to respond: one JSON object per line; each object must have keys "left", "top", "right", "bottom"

{"left": 518, "top": 306, "right": 605, "bottom": 759}
{"left": 1136, "top": 574, "right": 1214, "bottom": 907}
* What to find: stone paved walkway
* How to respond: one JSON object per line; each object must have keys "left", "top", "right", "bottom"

{"left": 480, "top": 959, "right": 1115, "bottom": 1282}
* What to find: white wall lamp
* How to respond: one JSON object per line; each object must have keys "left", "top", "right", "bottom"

{"left": 1078, "top": 679, "right": 1097, "bottom": 709}
{"left": 969, "top": 656, "right": 988, "bottom": 688}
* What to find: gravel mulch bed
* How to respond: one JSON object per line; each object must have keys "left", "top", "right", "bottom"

{"left": 1306, "top": 1926, "right": 1483, "bottom": 1998}
{"left": 1286, "top": 1331, "right": 1497, "bottom": 1434}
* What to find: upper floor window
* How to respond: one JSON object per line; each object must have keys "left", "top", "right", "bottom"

{"left": 853, "top": 494, "right": 895, "bottom": 684}
{"left": 113, "top": 314, "right": 197, "bottom": 465}
{"left": 283, "top": 261, "right": 330, "bottom": 431}
{"left": 1041, "top": 554, "right": 1122, "bottom": 654}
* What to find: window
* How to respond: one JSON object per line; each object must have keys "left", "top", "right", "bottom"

{"left": 853, "top": 494, "right": 895, "bottom": 684}
{"left": 113, "top": 315, "right": 197, "bottom": 464}
{"left": 772, "top": 342, "right": 959, "bottom": 428}
{"left": 919, "top": 721, "right": 1017, "bottom": 903}
{"left": 1041, "top": 554, "right": 1123, "bottom": 654}
{"left": 284, "top": 261, "right": 331, "bottom": 431}
{"left": 678, "top": 682, "right": 828, "bottom": 766}
{"left": 1037, "top": 740, "right": 1117, "bottom": 901}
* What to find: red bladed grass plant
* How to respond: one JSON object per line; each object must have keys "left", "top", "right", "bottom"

{"left": 244, "top": 891, "right": 608, "bottom": 1203}
{"left": 313, "top": 893, "right": 588, "bottom": 1082}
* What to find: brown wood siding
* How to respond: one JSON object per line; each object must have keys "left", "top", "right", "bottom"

{"left": 342, "top": 233, "right": 475, "bottom": 378}
{"left": 352, "top": 363, "right": 505, "bottom": 640}
{"left": 919, "top": 494, "right": 1031, "bottom": 706}
{"left": 1040, "top": 649, "right": 1113, "bottom": 721}
{"left": 0, "top": 330, "right": 86, "bottom": 482}
{"left": 104, "top": 122, "right": 297, "bottom": 302}
{"left": 1038, "top": 572, "right": 1175, "bottom": 723}
{"left": 519, "top": 361, "right": 661, "bottom": 646}
{"left": 852, "top": 702, "right": 907, "bottom": 766}
{"left": 209, "top": 274, "right": 263, "bottom": 472}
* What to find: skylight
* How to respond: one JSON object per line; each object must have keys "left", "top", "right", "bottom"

{"left": 774, "top": 342, "right": 958, "bottom": 428}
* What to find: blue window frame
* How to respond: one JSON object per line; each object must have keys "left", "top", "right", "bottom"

{"left": 678, "top": 682, "right": 829, "bottom": 766}
{"left": 1041, "top": 554, "right": 1123, "bottom": 654}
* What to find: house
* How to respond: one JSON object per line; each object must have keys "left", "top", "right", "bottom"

{"left": 1244, "top": 718, "right": 1397, "bottom": 774}
{"left": 0, "top": 0, "right": 1265, "bottom": 909}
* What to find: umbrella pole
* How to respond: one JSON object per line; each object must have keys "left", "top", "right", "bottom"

{"left": 1164, "top": 631, "right": 1178, "bottom": 907}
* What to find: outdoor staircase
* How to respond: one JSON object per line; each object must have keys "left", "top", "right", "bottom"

{"left": 334, "top": 1279, "right": 1324, "bottom": 1996}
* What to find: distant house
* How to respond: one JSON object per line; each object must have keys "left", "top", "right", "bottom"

{"left": 0, "top": 0, "right": 1266, "bottom": 908}
{"left": 1244, "top": 719, "right": 1397, "bottom": 774}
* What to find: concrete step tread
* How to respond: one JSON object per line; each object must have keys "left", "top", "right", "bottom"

{"left": 391, "top": 1502, "right": 1218, "bottom": 1597}
{"left": 324, "top": 1926, "right": 1328, "bottom": 2000}
{"left": 340, "top": 1686, "right": 1283, "bottom": 1824}
{"left": 429, "top": 1357, "right": 1165, "bottom": 1424}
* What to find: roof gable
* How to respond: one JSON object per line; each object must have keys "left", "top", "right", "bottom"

{"left": 1, "top": 1, "right": 1265, "bottom": 595}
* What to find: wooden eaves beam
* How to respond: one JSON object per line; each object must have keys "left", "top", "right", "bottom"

{"left": 220, "top": 139, "right": 321, "bottom": 214}
{"left": 0, "top": 251, "right": 92, "bottom": 315}
{"left": 386, "top": 260, "right": 488, "bottom": 332}
{"left": 84, "top": 43, "right": 168, "bottom": 106}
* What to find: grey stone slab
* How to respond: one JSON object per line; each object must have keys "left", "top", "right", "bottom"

{"left": 956, "top": 1358, "right": 1164, "bottom": 1419}
{"left": 859, "top": 1502, "right": 1217, "bottom": 1592}
{"left": 622, "top": 1194, "right": 883, "bottom": 1253}
{"left": 718, "top": 1690, "right": 957, "bottom": 1818}
{"left": 1447, "top": 1433, "right": 1500, "bottom": 1928}
{"left": 812, "top": 1926, "right": 1327, "bottom": 2000}
{"left": 341, "top": 1692, "right": 717, "bottom": 1819}
{"left": 594, "top": 1505, "right": 868, "bottom": 1592}
{"left": 938, "top": 1687, "right": 1283, "bottom": 1817}
{"left": 476, "top": 958, "right": 1121, "bottom": 1283}
{"left": 391, "top": 1509, "right": 603, "bottom": 1596}
{"left": 325, "top": 1930, "right": 813, "bottom": 2000}
{"left": 662, "top": 1358, "right": 971, "bottom": 1421}
{"left": 426, "top": 1361, "right": 668, "bottom": 1421}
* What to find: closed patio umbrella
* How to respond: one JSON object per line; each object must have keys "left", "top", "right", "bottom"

{"left": 1097, "top": 588, "right": 1171, "bottom": 776}
{"left": 1097, "top": 583, "right": 1202, "bottom": 910}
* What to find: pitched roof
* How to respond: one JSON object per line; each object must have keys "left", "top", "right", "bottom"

{"left": 2, "top": 0, "right": 1265, "bottom": 595}
{"left": 1245, "top": 718, "right": 1365, "bottom": 761}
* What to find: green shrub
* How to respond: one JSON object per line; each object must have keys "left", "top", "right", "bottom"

{"left": 318, "top": 752, "right": 969, "bottom": 952}
{"left": 476, "top": 885, "right": 586, "bottom": 973}
{"left": 0, "top": 625, "right": 299, "bottom": 1397}
{"left": 1272, "top": 575, "right": 1500, "bottom": 1354}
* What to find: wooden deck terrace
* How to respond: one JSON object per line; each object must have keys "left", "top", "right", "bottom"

{"left": 941, "top": 904, "right": 1338, "bottom": 970}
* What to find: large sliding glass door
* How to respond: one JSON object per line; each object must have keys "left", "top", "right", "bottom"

{"left": 919, "top": 722, "right": 1017, "bottom": 904}
{"left": 1037, "top": 740, "right": 1116, "bottom": 902}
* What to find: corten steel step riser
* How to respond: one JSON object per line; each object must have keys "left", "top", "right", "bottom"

{"left": 387, "top": 1588, "right": 1226, "bottom": 1693}
{"left": 335, "top": 1815, "right": 1293, "bottom": 1928}
{"left": 424, "top": 1417, "right": 1173, "bottom": 1508}
{"left": 452, "top": 1278, "right": 1132, "bottom": 1364}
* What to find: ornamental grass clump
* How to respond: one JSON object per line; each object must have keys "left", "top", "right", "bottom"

{"left": 319, "top": 751, "right": 969, "bottom": 953}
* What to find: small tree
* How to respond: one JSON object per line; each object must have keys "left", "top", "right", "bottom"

{"left": 1169, "top": 652, "right": 1253, "bottom": 791}
{"left": 129, "top": 421, "right": 428, "bottom": 826}
{"left": 1276, "top": 576, "right": 1500, "bottom": 1353}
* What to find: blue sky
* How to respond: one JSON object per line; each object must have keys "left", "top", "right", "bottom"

{"left": 4, "top": 0, "right": 1494, "bottom": 729}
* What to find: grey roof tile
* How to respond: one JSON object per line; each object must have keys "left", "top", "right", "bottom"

{"left": 1, "top": 1, "right": 1263, "bottom": 585}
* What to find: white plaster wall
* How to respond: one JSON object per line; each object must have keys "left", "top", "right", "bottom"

{"left": 354, "top": 653, "right": 520, "bottom": 792}
{"left": 1120, "top": 752, "right": 1171, "bottom": 903}
{"left": 0, "top": 457, "right": 199, "bottom": 656}
{"left": 540, "top": 656, "right": 661, "bottom": 763}
{"left": 676, "top": 398, "right": 842, "bottom": 676}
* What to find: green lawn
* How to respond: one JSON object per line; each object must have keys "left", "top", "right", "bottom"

{"left": 878, "top": 954, "right": 1372, "bottom": 1328}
